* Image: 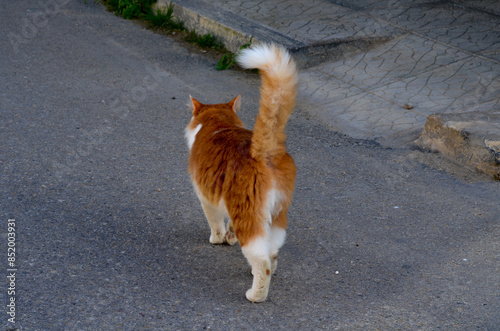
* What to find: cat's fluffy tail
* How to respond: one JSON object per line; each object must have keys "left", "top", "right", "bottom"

{"left": 237, "top": 43, "right": 297, "bottom": 161}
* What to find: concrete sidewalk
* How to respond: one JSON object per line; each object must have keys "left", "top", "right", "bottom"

{"left": 160, "top": 0, "right": 500, "bottom": 178}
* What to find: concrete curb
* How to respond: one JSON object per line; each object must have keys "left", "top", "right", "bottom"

{"left": 154, "top": 0, "right": 392, "bottom": 68}
{"left": 416, "top": 111, "right": 500, "bottom": 180}
{"left": 154, "top": 0, "right": 298, "bottom": 53}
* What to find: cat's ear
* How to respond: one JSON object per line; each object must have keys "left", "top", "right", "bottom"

{"left": 189, "top": 95, "right": 202, "bottom": 115}
{"left": 229, "top": 95, "right": 241, "bottom": 113}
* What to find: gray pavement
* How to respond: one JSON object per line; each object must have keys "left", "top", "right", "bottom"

{"left": 162, "top": 0, "right": 500, "bottom": 177}
{"left": 1, "top": 0, "right": 500, "bottom": 330}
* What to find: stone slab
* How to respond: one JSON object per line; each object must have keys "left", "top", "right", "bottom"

{"left": 416, "top": 111, "right": 500, "bottom": 179}
{"left": 211, "top": 0, "right": 399, "bottom": 43}
{"left": 369, "top": 2, "right": 500, "bottom": 62}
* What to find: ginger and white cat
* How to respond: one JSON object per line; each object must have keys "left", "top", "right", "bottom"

{"left": 185, "top": 44, "right": 297, "bottom": 302}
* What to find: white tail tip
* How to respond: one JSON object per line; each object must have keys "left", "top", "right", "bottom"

{"left": 237, "top": 43, "right": 294, "bottom": 73}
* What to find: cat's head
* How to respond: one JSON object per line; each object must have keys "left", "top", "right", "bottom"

{"left": 185, "top": 96, "right": 244, "bottom": 150}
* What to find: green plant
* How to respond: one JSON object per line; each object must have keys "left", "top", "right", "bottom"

{"left": 215, "top": 37, "right": 253, "bottom": 71}
{"left": 197, "top": 34, "right": 222, "bottom": 49}
{"left": 105, "top": 0, "right": 154, "bottom": 19}
{"left": 186, "top": 30, "right": 223, "bottom": 49}
{"left": 144, "top": 1, "right": 184, "bottom": 30}
{"left": 105, "top": 0, "right": 119, "bottom": 11}
{"left": 121, "top": 1, "right": 142, "bottom": 19}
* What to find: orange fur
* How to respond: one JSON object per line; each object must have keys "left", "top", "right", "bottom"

{"left": 185, "top": 44, "right": 297, "bottom": 302}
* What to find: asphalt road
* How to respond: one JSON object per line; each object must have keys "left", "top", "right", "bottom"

{"left": 1, "top": 1, "right": 499, "bottom": 330}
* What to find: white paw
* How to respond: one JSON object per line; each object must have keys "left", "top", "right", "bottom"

{"left": 209, "top": 232, "right": 226, "bottom": 244}
{"left": 225, "top": 230, "right": 238, "bottom": 245}
{"left": 246, "top": 288, "right": 268, "bottom": 303}
{"left": 225, "top": 220, "right": 238, "bottom": 245}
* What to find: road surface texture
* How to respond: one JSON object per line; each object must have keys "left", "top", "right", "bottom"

{"left": 1, "top": 0, "right": 499, "bottom": 330}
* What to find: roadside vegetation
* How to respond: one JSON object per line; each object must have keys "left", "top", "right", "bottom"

{"left": 101, "top": 0, "right": 251, "bottom": 70}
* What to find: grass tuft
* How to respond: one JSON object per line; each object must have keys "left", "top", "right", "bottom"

{"left": 144, "top": 2, "right": 184, "bottom": 31}
{"left": 186, "top": 30, "right": 223, "bottom": 49}
{"left": 215, "top": 37, "right": 253, "bottom": 70}
{"left": 104, "top": 0, "right": 155, "bottom": 19}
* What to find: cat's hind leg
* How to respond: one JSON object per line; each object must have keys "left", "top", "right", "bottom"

{"left": 270, "top": 207, "right": 288, "bottom": 274}
{"left": 270, "top": 226, "right": 286, "bottom": 275}
{"left": 200, "top": 200, "right": 227, "bottom": 244}
{"left": 241, "top": 235, "right": 272, "bottom": 302}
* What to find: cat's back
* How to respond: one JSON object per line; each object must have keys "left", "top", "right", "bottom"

{"left": 189, "top": 124, "right": 269, "bottom": 201}
{"left": 189, "top": 123, "right": 257, "bottom": 168}
{"left": 195, "top": 120, "right": 250, "bottom": 149}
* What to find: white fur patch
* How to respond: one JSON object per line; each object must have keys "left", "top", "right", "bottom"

{"left": 193, "top": 184, "right": 230, "bottom": 220}
{"left": 270, "top": 227, "right": 286, "bottom": 253}
{"left": 266, "top": 186, "right": 286, "bottom": 217}
{"left": 237, "top": 43, "right": 294, "bottom": 77}
{"left": 217, "top": 198, "right": 229, "bottom": 218}
{"left": 242, "top": 236, "right": 271, "bottom": 260}
{"left": 184, "top": 123, "right": 202, "bottom": 150}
